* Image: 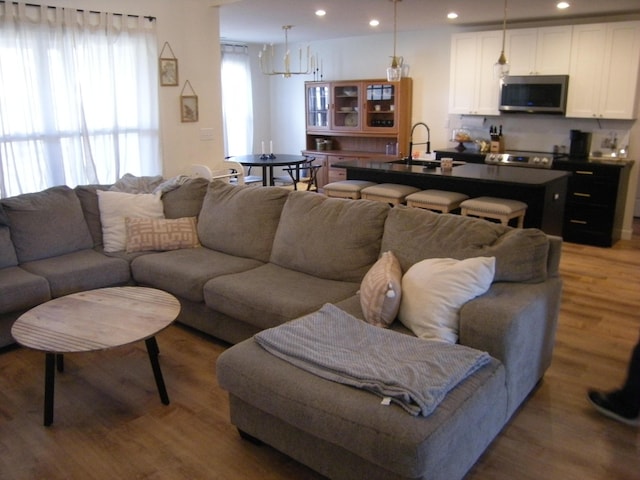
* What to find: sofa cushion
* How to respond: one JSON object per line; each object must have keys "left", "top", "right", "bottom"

{"left": 197, "top": 181, "right": 289, "bottom": 263}
{"left": 359, "top": 251, "right": 402, "bottom": 328}
{"left": 161, "top": 177, "right": 209, "bottom": 219}
{"left": 399, "top": 257, "right": 496, "bottom": 344}
{"left": 21, "top": 249, "right": 130, "bottom": 298}
{"left": 0, "top": 186, "right": 94, "bottom": 263}
{"left": 0, "top": 225, "right": 18, "bottom": 269}
{"left": 0, "top": 205, "right": 17, "bottom": 268}
{"left": 203, "top": 263, "right": 360, "bottom": 330}
{"left": 97, "top": 190, "right": 165, "bottom": 253}
{"left": 381, "top": 207, "right": 549, "bottom": 283}
{"left": 270, "top": 192, "right": 390, "bottom": 282}
{"left": 131, "top": 247, "right": 263, "bottom": 302}
{"left": 125, "top": 217, "right": 200, "bottom": 253}
{"left": 0, "top": 266, "right": 51, "bottom": 313}
{"left": 74, "top": 184, "right": 111, "bottom": 248}
{"left": 109, "top": 173, "right": 164, "bottom": 193}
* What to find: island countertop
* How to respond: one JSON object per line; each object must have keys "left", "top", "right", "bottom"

{"left": 331, "top": 159, "right": 570, "bottom": 235}
{"left": 332, "top": 159, "right": 570, "bottom": 185}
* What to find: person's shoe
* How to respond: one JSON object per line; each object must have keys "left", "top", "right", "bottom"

{"left": 587, "top": 390, "right": 640, "bottom": 427}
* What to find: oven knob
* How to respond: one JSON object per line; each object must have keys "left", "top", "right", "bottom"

{"left": 532, "top": 157, "right": 540, "bottom": 164}
{"left": 540, "top": 157, "right": 549, "bottom": 164}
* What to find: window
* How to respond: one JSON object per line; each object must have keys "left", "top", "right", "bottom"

{"left": 221, "top": 43, "right": 253, "bottom": 157}
{"left": 0, "top": 3, "right": 161, "bottom": 198}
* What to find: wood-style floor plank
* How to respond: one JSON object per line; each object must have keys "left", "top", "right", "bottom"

{"left": 0, "top": 228, "right": 639, "bottom": 480}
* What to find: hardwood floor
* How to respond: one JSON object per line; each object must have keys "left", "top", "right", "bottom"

{"left": 0, "top": 229, "right": 639, "bottom": 480}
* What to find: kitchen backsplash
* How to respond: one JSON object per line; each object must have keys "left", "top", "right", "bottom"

{"left": 448, "top": 114, "right": 632, "bottom": 158}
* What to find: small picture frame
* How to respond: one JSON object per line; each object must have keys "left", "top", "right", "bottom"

{"left": 181, "top": 95, "right": 198, "bottom": 122}
{"left": 159, "top": 58, "right": 178, "bottom": 86}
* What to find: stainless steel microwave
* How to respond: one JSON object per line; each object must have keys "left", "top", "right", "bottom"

{"left": 499, "top": 75, "right": 569, "bottom": 114}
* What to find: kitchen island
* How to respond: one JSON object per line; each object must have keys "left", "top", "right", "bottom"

{"left": 332, "top": 159, "right": 569, "bottom": 235}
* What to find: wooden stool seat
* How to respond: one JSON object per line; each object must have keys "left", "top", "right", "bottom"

{"left": 360, "top": 183, "right": 421, "bottom": 206}
{"left": 406, "top": 189, "right": 469, "bottom": 213}
{"left": 323, "top": 180, "right": 377, "bottom": 199}
{"left": 460, "top": 196, "right": 527, "bottom": 228}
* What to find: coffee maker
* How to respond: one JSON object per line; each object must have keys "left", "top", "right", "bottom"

{"left": 569, "top": 130, "right": 592, "bottom": 158}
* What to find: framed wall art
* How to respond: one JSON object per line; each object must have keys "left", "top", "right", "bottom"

{"left": 159, "top": 42, "right": 178, "bottom": 86}
{"left": 180, "top": 80, "right": 198, "bottom": 122}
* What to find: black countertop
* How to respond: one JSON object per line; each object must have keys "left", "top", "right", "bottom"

{"left": 333, "top": 159, "right": 570, "bottom": 186}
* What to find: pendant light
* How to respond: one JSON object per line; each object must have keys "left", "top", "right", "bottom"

{"left": 494, "top": 0, "right": 510, "bottom": 79}
{"left": 259, "top": 25, "right": 315, "bottom": 78}
{"left": 386, "top": 0, "right": 403, "bottom": 82}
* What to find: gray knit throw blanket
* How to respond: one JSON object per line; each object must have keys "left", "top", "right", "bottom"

{"left": 254, "top": 303, "right": 491, "bottom": 416}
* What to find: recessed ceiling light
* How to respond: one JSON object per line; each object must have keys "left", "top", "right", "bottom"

{"left": 369, "top": 19, "right": 380, "bottom": 27}
{"left": 447, "top": 12, "right": 459, "bottom": 20}
{"left": 557, "top": 2, "right": 570, "bottom": 9}
{"left": 315, "top": 9, "right": 326, "bottom": 17}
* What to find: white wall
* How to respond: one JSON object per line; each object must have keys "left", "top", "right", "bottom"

{"left": 48, "top": 0, "right": 225, "bottom": 178}
{"left": 249, "top": 22, "right": 640, "bottom": 239}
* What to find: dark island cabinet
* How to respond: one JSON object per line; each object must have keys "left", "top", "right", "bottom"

{"left": 555, "top": 161, "right": 631, "bottom": 247}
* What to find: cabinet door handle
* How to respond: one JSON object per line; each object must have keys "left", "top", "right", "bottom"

{"left": 573, "top": 192, "right": 591, "bottom": 198}
{"left": 570, "top": 219, "right": 588, "bottom": 225}
{"left": 575, "top": 170, "right": 594, "bottom": 175}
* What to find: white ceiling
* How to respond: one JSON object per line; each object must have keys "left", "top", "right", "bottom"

{"left": 215, "top": 0, "right": 640, "bottom": 44}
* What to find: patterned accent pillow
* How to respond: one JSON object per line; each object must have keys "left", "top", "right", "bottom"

{"left": 125, "top": 217, "right": 200, "bottom": 253}
{"left": 359, "top": 251, "right": 402, "bottom": 328}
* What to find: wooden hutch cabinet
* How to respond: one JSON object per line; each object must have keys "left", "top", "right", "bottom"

{"left": 303, "top": 78, "right": 412, "bottom": 188}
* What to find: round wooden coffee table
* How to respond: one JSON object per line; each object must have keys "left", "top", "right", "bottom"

{"left": 11, "top": 286, "right": 181, "bottom": 426}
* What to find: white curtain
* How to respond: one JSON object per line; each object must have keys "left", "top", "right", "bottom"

{"left": 221, "top": 44, "right": 253, "bottom": 157}
{"left": 0, "top": 2, "right": 160, "bottom": 198}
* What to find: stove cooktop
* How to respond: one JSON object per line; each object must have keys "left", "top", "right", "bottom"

{"left": 484, "top": 151, "right": 562, "bottom": 169}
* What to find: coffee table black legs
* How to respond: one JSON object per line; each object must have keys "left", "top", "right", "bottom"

{"left": 145, "top": 336, "right": 170, "bottom": 405}
{"left": 42, "top": 339, "right": 169, "bottom": 426}
{"left": 44, "top": 353, "right": 55, "bottom": 426}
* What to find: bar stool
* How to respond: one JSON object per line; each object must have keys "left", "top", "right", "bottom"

{"left": 360, "top": 183, "right": 420, "bottom": 206}
{"left": 323, "top": 180, "right": 377, "bottom": 199}
{"left": 460, "top": 196, "right": 527, "bottom": 228}
{"left": 405, "top": 189, "right": 469, "bottom": 213}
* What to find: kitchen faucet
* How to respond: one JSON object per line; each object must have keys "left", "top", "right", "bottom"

{"left": 405, "top": 122, "right": 431, "bottom": 163}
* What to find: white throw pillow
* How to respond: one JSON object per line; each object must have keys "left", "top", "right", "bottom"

{"left": 97, "top": 190, "right": 164, "bottom": 253}
{"left": 398, "top": 257, "right": 496, "bottom": 344}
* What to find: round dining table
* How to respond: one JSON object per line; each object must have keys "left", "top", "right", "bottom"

{"left": 232, "top": 154, "right": 310, "bottom": 186}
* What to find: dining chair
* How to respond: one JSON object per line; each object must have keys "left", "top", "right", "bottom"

{"left": 280, "top": 157, "right": 321, "bottom": 191}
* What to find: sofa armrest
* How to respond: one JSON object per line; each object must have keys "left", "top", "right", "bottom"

{"left": 546, "top": 235, "right": 562, "bottom": 278}
{"left": 459, "top": 278, "right": 562, "bottom": 417}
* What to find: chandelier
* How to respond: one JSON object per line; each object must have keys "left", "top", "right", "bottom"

{"left": 259, "top": 25, "right": 314, "bottom": 78}
{"left": 494, "top": 0, "right": 510, "bottom": 79}
{"left": 386, "top": 0, "right": 403, "bottom": 82}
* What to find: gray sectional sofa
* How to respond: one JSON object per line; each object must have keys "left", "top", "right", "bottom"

{"left": 0, "top": 178, "right": 563, "bottom": 480}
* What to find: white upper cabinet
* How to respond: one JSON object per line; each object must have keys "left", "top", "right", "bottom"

{"left": 449, "top": 31, "right": 502, "bottom": 115}
{"left": 566, "top": 21, "right": 640, "bottom": 119}
{"left": 506, "top": 26, "right": 572, "bottom": 75}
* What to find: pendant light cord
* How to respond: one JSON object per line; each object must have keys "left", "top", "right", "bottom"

{"left": 392, "top": 0, "right": 397, "bottom": 59}
{"left": 501, "top": 0, "right": 507, "bottom": 52}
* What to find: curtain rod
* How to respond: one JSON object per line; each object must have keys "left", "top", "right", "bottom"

{"left": 0, "top": 1, "right": 156, "bottom": 21}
